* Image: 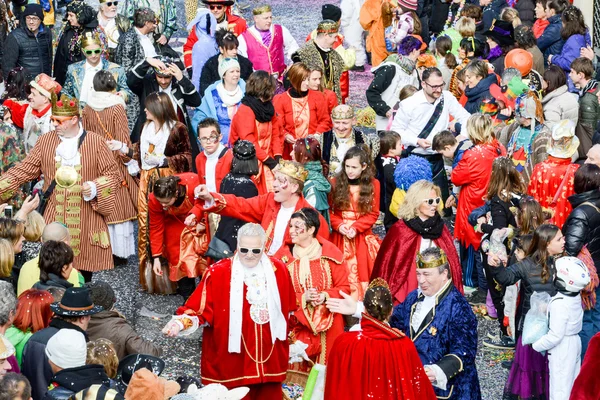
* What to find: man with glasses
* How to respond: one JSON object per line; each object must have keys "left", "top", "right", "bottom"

{"left": 2, "top": 4, "right": 53, "bottom": 80}
{"left": 123, "top": 0, "right": 176, "bottom": 47}
{"left": 390, "top": 67, "right": 471, "bottom": 210}
{"left": 162, "top": 223, "right": 296, "bottom": 399}
{"left": 186, "top": 0, "right": 246, "bottom": 35}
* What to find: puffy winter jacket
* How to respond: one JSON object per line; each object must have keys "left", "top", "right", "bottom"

{"left": 541, "top": 84, "right": 579, "bottom": 130}
{"left": 551, "top": 31, "right": 592, "bottom": 72}
{"left": 1, "top": 20, "right": 53, "bottom": 79}
{"left": 515, "top": 0, "right": 535, "bottom": 26}
{"left": 43, "top": 365, "right": 111, "bottom": 400}
{"left": 537, "top": 14, "right": 564, "bottom": 64}
{"left": 579, "top": 87, "right": 600, "bottom": 129}
{"left": 563, "top": 190, "right": 600, "bottom": 268}
{"left": 464, "top": 73, "right": 497, "bottom": 115}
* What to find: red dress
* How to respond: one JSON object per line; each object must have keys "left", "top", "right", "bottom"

{"left": 324, "top": 313, "right": 437, "bottom": 400}
{"left": 176, "top": 257, "right": 296, "bottom": 394}
{"left": 279, "top": 237, "right": 350, "bottom": 369}
{"left": 330, "top": 179, "right": 381, "bottom": 300}
{"left": 528, "top": 156, "right": 579, "bottom": 229}
{"left": 229, "top": 104, "right": 283, "bottom": 194}
{"left": 570, "top": 332, "right": 600, "bottom": 400}
{"left": 148, "top": 173, "right": 208, "bottom": 281}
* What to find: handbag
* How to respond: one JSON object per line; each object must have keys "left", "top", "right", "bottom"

{"left": 205, "top": 236, "right": 233, "bottom": 260}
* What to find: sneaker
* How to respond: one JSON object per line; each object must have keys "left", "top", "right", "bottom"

{"left": 468, "top": 291, "right": 487, "bottom": 306}
{"left": 486, "top": 332, "right": 498, "bottom": 340}
{"left": 483, "top": 335, "right": 516, "bottom": 350}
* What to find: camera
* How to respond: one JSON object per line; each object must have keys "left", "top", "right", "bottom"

{"left": 4, "top": 205, "right": 13, "bottom": 219}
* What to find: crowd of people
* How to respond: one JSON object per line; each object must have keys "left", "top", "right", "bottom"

{"left": 0, "top": 0, "right": 600, "bottom": 398}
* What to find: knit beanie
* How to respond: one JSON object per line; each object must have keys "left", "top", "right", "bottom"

{"left": 45, "top": 329, "right": 87, "bottom": 369}
{"left": 397, "top": 0, "right": 418, "bottom": 12}
{"left": 23, "top": 4, "right": 44, "bottom": 20}
{"left": 218, "top": 57, "right": 240, "bottom": 79}
{"left": 86, "top": 281, "right": 117, "bottom": 312}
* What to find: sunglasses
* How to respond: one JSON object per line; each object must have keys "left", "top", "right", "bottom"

{"left": 239, "top": 247, "right": 262, "bottom": 254}
{"left": 84, "top": 49, "right": 102, "bottom": 55}
{"left": 423, "top": 197, "right": 441, "bottom": 205}
{"left": 104, "top": 1, "right": 118, "bottom": 5}
{"left": 209, "top": 4, "right": 224, "bottom": 10}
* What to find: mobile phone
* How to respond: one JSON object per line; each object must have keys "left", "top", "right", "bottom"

{"left": 4, "top": 205, "right": 13, "bottom": 219}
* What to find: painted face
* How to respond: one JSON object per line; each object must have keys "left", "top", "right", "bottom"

{"left": 308, "top": 70, "right": 322, "bottom": 91}
{"left": 28, "top": 87, "right": 49, "bottom": 111}
{"left": 237, "top": 235, "right": 264, "bottom": 268}
{"left": 548, "top": 231, "right": 565, "bottom": 256}
{"left": 416, "top": 267, "right": 448, "bottom": 297}
{"left": 51, "top": 115, "right": 77, "bottom": 136}
{"left": 198, "top": 126, "right": 222, "bottom": 155}
{"left": 223, "top": 67, "right": 241, "bottom": 87}
{"left": 83, "top": 44, "right": 102, "bottom": 66}
{"left": 254, "top": 11, "right": 273, "bottom": 31}
{"left": 418, "top": 189, "right": 440, "bottom": 219}
{"left": 272, "top": 171, "right": 297, "bottom": 203}
{"left": 344, "top": 156, "right": 366, "bottom": 180}
{"left": 289, "top": 217, "right": 314, "bottom": 244}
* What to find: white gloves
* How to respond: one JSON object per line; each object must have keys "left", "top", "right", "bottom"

{"left": 106, "top": 140, "right": 129, "bottom": 155}
{"left": 144, "top": 153, "right": 165, "bottom": 168}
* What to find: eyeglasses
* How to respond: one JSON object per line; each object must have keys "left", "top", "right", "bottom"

{"left": 423, "top": 197, "right": 441, "bottom": 205}
{"left": 25, "top": 16, "right": 40, "bottom": 22}
{"left": 209, "top": 4, "right": 224, "bottom": 10}
{"left": 199, "top": 135, "right": 219, "bottom": 144}
{"left": 423, "top": 81, "right": 445, "bottom": 91}
{"left": 104, "top": 1, "right": 118, "bottom": 6}
{"left": 239, "top": 247, "right": 262, "bottom": 254}
{"left": 84, "top": 49, "right": 102, "bottom": 55}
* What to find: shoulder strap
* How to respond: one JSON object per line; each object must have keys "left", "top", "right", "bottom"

{"left": 551, "top": 164, "right": 577, "bottom": 206}
{"left": 417, "top": 96, "right": 445, "bottom": 140}
{"left": 581, "top": 201, "right": 600, "bottom": 213}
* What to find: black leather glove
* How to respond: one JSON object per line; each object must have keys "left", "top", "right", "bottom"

{"left": 264, "top": 157, "right": 278, "bottom": 170}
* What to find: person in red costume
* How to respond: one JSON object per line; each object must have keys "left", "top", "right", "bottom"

{"left": 279, "top": 207, "right": 349, "bottom": 371}
{"left": 570, "top": 331, "right": 600, "bottom": 400}
{"left": 195, "top": 118, "right": 233, "bottom": 193}
{"left": 186, "top": 160, "right": 329, "bottom": 260}
{"left": 148, "top": 174, "right": 208, "bottom": 300}
{"left": 528, "top": 119, "right": 580, "bottom": 229}
{"left": 324, "top": 278, "right": 437, "bottom": 400}
{"left": 308, "top": 67, "right": 338, "bottom": 115}
{"left": 162, "top": 223, "right": 296, "bottom": 400}
{"left": 372, "top": 180, "right": 463, "bottom": 303}
{"left": 273, "top": 63, "right": 331, "bottom": 160}
{"left": 183, "top": 0, "right": 247, "bottom": 69}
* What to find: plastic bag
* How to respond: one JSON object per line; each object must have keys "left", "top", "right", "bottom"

{"left": 488, "top": 228, "right": 512, "bottom": 264}
{"left": 522, "top": 291, "right": 551, "bottom": 345}
{"left": 303, "top": 364, "right": 326, "bottom": 400}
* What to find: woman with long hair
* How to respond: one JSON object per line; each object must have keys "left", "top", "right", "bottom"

{"left": 292, "top": 137, "right": 331, "bottom": 229}
{"left": 0, "top": 218, "right": 24, "bottom": 287}
{"left": 81, "top": 70, "right": 138, "bottom": 266}
{"left": 434, "top": 35, "right": 457, "bottom": 91}
{"left": 541, "top": 65, "right": 579, "bottom": 130}
{"left": 548, "top": 6, "right": 590, "bottom": 73}
{"left": 0, "top": 239, "right": 14, "bottom": 284}
{"left": 373, "top": 180, "right": 464, "bottom": 303}
{"left": 135, "top": 91, "right": 192, "bottom": 294}
{"left": 1, "top": 67, "right": 28, "bottom": 101}
{"left": 274, "top": 63, "right": 330, "bottom": 159}
{"left": 490, "top": 223, "right": 564, "bottom": 400}
{"left": 5, "top": 289, "right": 54, "bottom": 367}
{"left": 229, "top": 70, "right": 284, "bottom": 194}
{"left": 518, "top": 196, "right": 546, "bottom": 235}
{"left": 329, "top": 145, "right": 380, "bottom": 300}
{"left": 450, "top": 37, "right": 489, "bottom": 99}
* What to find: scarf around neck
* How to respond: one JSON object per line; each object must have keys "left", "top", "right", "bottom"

{"left": 216, "top": 82, "right": 243, "bottom": 107}
{"left": 405, "top": 213, "right": 444, "bottom": 240}
{"left": 86, "top": 90, "right": 126, "bottom": 111}
{"left": 292, "top": 238, "right": 323, "bottom": 289}
{"left": 581, "top": 79, "right": 599, "bottom": 97}
{"left": 242, "top": 95, "right": 275, "bottom": 123}
{"left": 304, "top": 161, "right": 331, "bottom": 192}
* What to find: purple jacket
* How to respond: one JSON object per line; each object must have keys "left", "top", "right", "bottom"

{"left": 551, "top": 31, "right": 592, "bottom": 72}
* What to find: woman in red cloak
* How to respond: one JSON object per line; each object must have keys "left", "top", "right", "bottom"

{"left": 279, "top": 207, "right": 349, "bottom": 371}
{"left": 324, "top": 279, "right": 437, "bottom": 400}
{"left": 371, "top": 180, "right": 463, "bottom": 304}
{"left": 148, "top": 173, "right": 208, "bottom": 298}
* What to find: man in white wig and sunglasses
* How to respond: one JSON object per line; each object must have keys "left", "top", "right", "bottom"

{"left": 163, "top": 223, "right": 296, "bottom": 399}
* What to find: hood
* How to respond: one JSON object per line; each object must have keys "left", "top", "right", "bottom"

{"left": 51, "top": 364, "right": 110, "bottom": 392}
{"left": 187, "top": 8, "right": 217, "bottom": 36}
{"left": 465, "top": 73, "right": 497, "bottom": 100}
{"left": 541, "top": 84, "right": 569, "bottom": 104}
{"left": 568, "top": 189, "right": 600, "bottom": 208}
{"left": 374, "top": 54, "right": 415, "bottom": 75}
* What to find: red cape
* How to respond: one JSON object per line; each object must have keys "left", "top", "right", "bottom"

{"left": 570, "top": 332, "right": 600, "bottom": 400}
{"left": 324, "top": 313, "right": 437, "bottom": 400}
{"left": 371, "top": 219, "right": 463, "bottom": 303}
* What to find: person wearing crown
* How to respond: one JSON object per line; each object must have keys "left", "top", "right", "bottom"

{"left": 0, "top": 93, "right": 121, "bottom": 282}
{"left": 318, "top": 104, "right": 380, "bottom": 178}
{"left": 237, "top": 4, "right": 298, "bottom": 88}
{"left": 187, "top": 160, "right": 330, "bottom": 260}
{"left": 162, "top": 223, "right": 296, "bottom": 399}
{"left": 327, "top": 247, "right": 481, "bottom": 400}
{"left": 293, "top": 19, "right": 346, "bottom": 103}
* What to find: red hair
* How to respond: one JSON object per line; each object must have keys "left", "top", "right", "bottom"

{"left": 13, "top": 289, "right": 55, "bottom": 333}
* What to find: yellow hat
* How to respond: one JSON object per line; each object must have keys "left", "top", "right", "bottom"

{"left": 277, "top": 160, "right": 308, "bottom": 182}
{"left": 52, "top": 93, "right": 80, "bottom": 117}
{"left": 416, "top": 249, "right": 448, "bottom": 269}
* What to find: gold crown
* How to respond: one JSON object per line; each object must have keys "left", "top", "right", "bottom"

{"left": 277, "top": 160, "right": 308, "bottom": 182}
{"left": 317, "top": 19, "right": 338, "bottom": 34}
{"left": 51, "top": 93, "right": 80, "bottom": 117}
{"left": 416, "top": 250, "right": 448, "bottom": 269}
{"left": 331, "top": 105, "right": 354, "bottom": 120}
{"left": 252, "top": 4, "right": 271, "bottom": 15}
{"left": 80, "top": 31, "right": 102, "bottom": 48}
{"left": 368, "top": 278, "right": 390, "bottom": 290}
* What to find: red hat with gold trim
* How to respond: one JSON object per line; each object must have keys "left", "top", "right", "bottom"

{"left": 30, "top": 73, "right": 62, "bottom": 99}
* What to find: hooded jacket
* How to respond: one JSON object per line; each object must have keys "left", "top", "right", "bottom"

{"left": 43, "top": 364, "right": 111, "bottom": 400}
{"left": 564, "top": 190, "right": 600, "bottom": 266}
{"left": 541, "top": 84, "right": 580, "bottom": 130}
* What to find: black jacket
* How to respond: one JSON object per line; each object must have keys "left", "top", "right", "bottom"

{"left": 464, "top": 73, "right": 497, "bottom": 114}
{"left": 33, "top": 273, "right": 74, "bottom": 291}
{"left": 2, "top": 17, "right": 53, "bottom": 79}
{"left": 482, "top": 0, "right": 508, "bottom": 31}
{"left": 199, "top": 54, "right": 253, "bottom": 96}
{"left": 127, "top": 59, "right": 202, "bottom": 153}
{"left": 564, "top": 190, "right": 600, "bottom": 267}
{"left": 53, "top": 20, "right": 101, "bottom": 86}
{"left": 377, "top": 155, "right": 398, "bottom": 231}
{"left": 22, "top": 318, "right": 88, "bottom": 400}
{"left": 515, "top": 0, "right": 535, "bottom": 26}
{"left": 43, "top": 365, "right": 111, "bottom": 400}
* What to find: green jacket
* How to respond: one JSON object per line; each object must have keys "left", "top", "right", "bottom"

{"left": 580, "top": 90, "right": 600, "bottom": 129}
{"left": 5, "top": 326, "right": 32, "bottom": 367}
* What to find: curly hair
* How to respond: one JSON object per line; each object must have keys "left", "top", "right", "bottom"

{"left": 332, "top": 145, "right": 375, "bottom": 214}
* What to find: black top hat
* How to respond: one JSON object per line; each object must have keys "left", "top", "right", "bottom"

{"left": 483, "top": 19, "right": 515, "bottom": 47}
{"left": 322, "top": 4, "right": 342, "bottom": 22}
{"left": 50, "top": 287, "right": 103, "bottom": 317}
{"left": 115, "top": 354, "right": 166, "bottom": 395}
{"left": 201, "top": 0, "right": 235, "bottom": 6}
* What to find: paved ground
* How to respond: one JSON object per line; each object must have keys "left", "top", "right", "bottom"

{"left": 86, "top": 0, "right": 511, "bottom": 397}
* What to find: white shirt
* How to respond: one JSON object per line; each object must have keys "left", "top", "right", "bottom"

{"left": 333, "top": 134, "right": 352, "bottom": 174}
{"left": 268, "top": 205, "right": 296, "bottom": 256}
{"left": 390, "top": 90, "right": 471, "bottom": 155}
{"left": 135, "top": 27, "right": 157, "bottom": 58}
{"left": 98, "top": 13, "right": 120, "bottom": 49}
{"left": 158, "top": 84, "right": 178, "bottom": 115}
{"left": 80, "top": 61, "right": 103, "bottom": 105}
{"left": 237, "top": 25, "right": 299, "bottom": 63}
{"left": 56, "top": 125, "right": 97, "bottom": 200}
{"left": 204, "top": 144, "right": 225, "bottom": 192}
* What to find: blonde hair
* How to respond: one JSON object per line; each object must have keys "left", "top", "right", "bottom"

{"left": 456, "top": 17, "right": 476, "bottom": 38}
{"left": 23, "top": 211, "right": 46, "bottom": 242}
{"left": 397, "top": 180, "right": 443, "bottom": 220}
{"left": 87, "top": 339, "right": 119, "bottom": 379}
{"left": 501, "top": 7, "right": 522, "bottom": 28}
{"left": 0, "top": 239, "right": 14, "bottom": 278}
{"left": 466, "top": 113, "right": 494, "bottom": 145}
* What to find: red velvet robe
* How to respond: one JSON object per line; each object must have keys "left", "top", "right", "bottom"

{"left": 371, "top": 219, "right": 464, "bottom": 304}
{"left": 190, "top": 192, "right": 330, "bottom": 259}
{"left": 528, "top": 156, "right": 579, "bottom": 229}
{"left": 324, "top": 313, "right": 437, "bottom": 400}
{"left": 176, "top": 257, "right": 296, "bottom": 388}
{"left": 148, "top": 173, "right": 207, "bottom": 281}
{"left": 570, "top": 332, "right": 600, "bottom": 400}
{"left": 279, "top": 237, "right": 350, "bottom": 369}
{"left": 195, "top": 147, "right": 233, "bottom": 190}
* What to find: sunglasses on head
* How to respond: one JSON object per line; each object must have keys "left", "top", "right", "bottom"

{"left": 209, "top": 4, "right": 224, "bottom": 10}
{"left": 424, "top": 197, "right": 441, "bottom": 205}
{"left": 104, "top": 1, "right": 118, "bottom": 6}
{"left": 84, "top": 49, "right": 102, "bottom": 55}
{"left": 239, "top": 247, "right": 262, "bottom": 254}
